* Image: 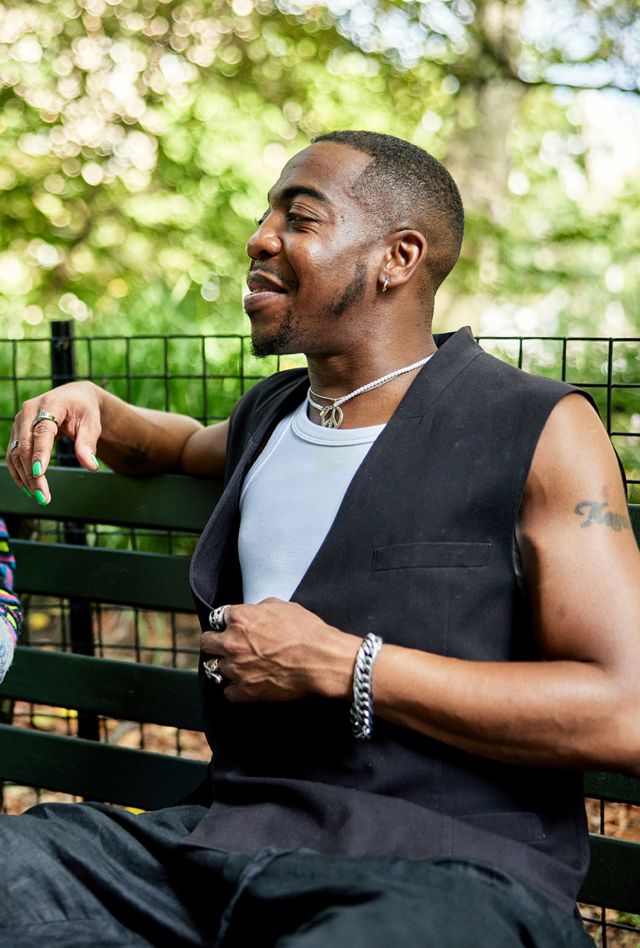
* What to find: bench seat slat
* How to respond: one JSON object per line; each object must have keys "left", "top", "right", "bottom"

{"left": 0, "top": 648, "right": 203, "bottom": 732}
{"left": 0, "top": 724, "right": 208, "bottom": 810}
{"left": 0, "top": 466, "right": 222, "bottom": 532}
{"left": 13, "top": 540, "right": 195, "bottom": 612}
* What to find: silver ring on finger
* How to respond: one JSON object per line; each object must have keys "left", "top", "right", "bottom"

{"left": 203, "top": 657, "right": 224, "bottom": 684}
{"left": 208, "top": 605, "right": 229, "bottom": 632}
{"left": 32, "top": 409, "right": 59, "bottom": 431}
{"left": 10, "top": 439, "right": 20, "bottom": 452}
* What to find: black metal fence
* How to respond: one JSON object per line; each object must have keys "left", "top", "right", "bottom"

{"left": 1, "top": 323, "right": 639, "bottom": 944}
{"left": 3, "top": 326, "right": 639, "bottom": 499}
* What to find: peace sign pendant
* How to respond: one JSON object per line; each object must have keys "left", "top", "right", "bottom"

{"left": 319, "top": 404, "right": 344, "bottom": 428}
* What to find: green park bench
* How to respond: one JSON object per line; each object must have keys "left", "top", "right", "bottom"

{"left": 0, "top": 463, "right": 639, "bottom": 924}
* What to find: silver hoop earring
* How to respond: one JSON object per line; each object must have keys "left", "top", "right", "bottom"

{"left": 382, "top": 275, "right": 389, "bottom": 293}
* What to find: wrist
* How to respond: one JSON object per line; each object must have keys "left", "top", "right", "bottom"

{"left": 351, "top": 633, "right": 383, "bottom": 740}
{"left": 312, "top": 628, "right": 362, "bottom": 701}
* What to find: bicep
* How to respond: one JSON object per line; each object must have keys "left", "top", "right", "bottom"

{"left": 519, "top": 393, "right": 640, "bottom": 667}
{"left": 180, "top": 419, "right": 229, "bottom": 477}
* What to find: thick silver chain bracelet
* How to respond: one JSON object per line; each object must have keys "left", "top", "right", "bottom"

{"left": 350, "top": 632, "right": 383, "bottom": 740}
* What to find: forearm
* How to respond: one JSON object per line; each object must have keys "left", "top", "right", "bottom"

{"left": 371, "top": 646, "right": 637, "bottom": 771}
{"left": 202, "top": 599, "right": 640, "bottom": 775}
{"left": 96, "top": 389, "right": 203, "bottom": 474}
{"left": 318, "top": 638, "right": 638, "bottom": 774}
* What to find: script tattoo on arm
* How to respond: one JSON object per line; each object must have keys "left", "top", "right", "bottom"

{"left": 574, "top": 500, "right": 631, "bottom": 532}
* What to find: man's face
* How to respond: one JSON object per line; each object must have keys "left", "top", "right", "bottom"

{"left": 244, "top": 142, "right": 380, "bottom": 357}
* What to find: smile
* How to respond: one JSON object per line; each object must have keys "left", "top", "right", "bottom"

{"left": 246, "top": 270, "right": 290, "bottom": 294}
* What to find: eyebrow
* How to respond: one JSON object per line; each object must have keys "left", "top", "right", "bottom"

{"left": 267, "top": 185, "right": 331, "bottom": 206}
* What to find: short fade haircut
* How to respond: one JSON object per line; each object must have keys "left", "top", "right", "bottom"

{"left": 312, "top": 130, "right": 464, "bottom": 291}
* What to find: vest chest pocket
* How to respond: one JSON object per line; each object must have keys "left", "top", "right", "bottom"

{"left": 372, "top": 541, "right": 493, "bottom": 571}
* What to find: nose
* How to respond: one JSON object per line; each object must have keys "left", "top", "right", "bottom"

{"left": 246, "top": 214, "right": 282, "bottom": 261}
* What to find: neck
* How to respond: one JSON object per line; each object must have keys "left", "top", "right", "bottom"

{"left": 306, "top": 335, "right": 436, "bottom": 396}
{"left": 305, "top": 337, "right": 437, "bottom": 429}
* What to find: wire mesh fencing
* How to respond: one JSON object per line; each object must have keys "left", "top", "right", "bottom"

{"left": 1, "top": 324, "right": 640, "bottom": 943}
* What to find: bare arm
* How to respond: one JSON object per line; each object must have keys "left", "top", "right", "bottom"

{"left": 367, "top": 395, "right": 640, "bottom": 771}
{"left": 203, "top": 394, "right": 640, "bottom": 774}
{"left": 6, "top": 381, "right": 229, "bottom": 502}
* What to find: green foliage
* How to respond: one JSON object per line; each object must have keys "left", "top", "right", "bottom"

{"left": 0, "top": 0, "right": 638, "bottom": 343}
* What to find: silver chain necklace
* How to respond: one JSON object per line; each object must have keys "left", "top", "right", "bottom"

{"left": 307, "top": 355, "right": 431, "bottom": 429}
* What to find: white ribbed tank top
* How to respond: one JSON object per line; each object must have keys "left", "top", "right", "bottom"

{"left": 238, "top": 400, "right": 385, "bottom": 604}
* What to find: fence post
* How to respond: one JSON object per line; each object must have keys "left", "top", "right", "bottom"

{"left": 50, "top": 321, "right": 99, "bottom": 742}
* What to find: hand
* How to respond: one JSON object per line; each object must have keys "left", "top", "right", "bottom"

{"left": 201, "top": 598, "right": 360, "bottom": 703}
{"left": 6, "top": 381, "right": 102, "bottom": 504}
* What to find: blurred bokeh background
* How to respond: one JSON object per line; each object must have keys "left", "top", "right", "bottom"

{"left": 0, "top": 0, "right": 638, "bottom": 342}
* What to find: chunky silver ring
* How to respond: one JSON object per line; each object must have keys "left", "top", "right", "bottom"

{"left": 10, "top": 439, "right": 20, "bottom": 452}
{"left": 208, "top": 605, "right": 228, "bottom": 631}
{"left": 32, "top": 409, "right": 59, "bottom": 431}
{"left": 203, "top": 658, "right": 223, "bottom": 684}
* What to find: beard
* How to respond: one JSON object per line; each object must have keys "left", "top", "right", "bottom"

{"left": 250, "top": 262, "right": 368, "bottom": 358}
{"left": 250, "top": 305, "right": 296, "bottom": 358}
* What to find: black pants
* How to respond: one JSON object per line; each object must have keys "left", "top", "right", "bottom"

{"left": 0, "top": 802, "right": 594, "bottom": 947}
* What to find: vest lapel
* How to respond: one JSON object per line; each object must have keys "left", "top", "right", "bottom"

{"left": 189, "top": 374, "right": 308, "bottom": 612}
{"left": 289, "top": 327, "right": 482, "bottom": 604}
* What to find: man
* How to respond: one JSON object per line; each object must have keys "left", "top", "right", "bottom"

{"left": 4, "top": 131, "right": 640, "bottom": 946}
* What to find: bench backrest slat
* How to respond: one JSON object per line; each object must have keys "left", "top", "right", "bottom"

{"left": 0, "top": 466, "right": 222, "bottom": 531}
{"left": 578, "top": 835, "right": 640, "bottom": 913}
{"left": 0, "top": 724, "right": 208, "bottom": 809}
{"left": 0, "top": 647, "right": 203, "bottom": 731}
{"left": 12, "top": 539, "right": 195, "bottom": 612}
{"left": 583, "top": 770, "right": 640, "bottom": 805}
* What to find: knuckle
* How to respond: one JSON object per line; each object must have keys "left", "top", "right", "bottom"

{"left": 228, "top": 604, "right": 247, "bottom": 626}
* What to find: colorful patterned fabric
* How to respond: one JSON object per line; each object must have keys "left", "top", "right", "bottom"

{"left": 0, "top": 517, "right": 22, "bottom": 682}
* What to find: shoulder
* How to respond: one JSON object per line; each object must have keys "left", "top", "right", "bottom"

{"left": 225, "top": 368, "right": 309, "bottom": 474}
{"left": 230, "top": 369, "right": 308, "bottom": 433}
{"left": 525, "top": 392, "right": 621, "bottom": 500}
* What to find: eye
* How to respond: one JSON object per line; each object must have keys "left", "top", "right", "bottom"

{"left": 286, "top": 212, "right": 315, "bottom": 227}
{"left": 255, "top": 211, "right": 269, "bottom": 226}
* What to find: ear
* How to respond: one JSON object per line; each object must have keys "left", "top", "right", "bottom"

{"left": 378, "top": 230, "right": 427, "bottom": 293}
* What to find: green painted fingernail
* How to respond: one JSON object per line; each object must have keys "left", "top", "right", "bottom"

{"left": 34, "top": 489, "right": 49, "bottom": 506}
{"left": 90, "top": 453, "right": 99, "bottom": 470}
{"left": 32, "top": 460, "right": 43, "bottom": 477}
{"left": 22, "top": 486, "right": 33, "bottom": 498}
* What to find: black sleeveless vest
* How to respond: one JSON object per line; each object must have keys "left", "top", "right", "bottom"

{"left": 187, "top": 328, "right": 591, "bottom": 913}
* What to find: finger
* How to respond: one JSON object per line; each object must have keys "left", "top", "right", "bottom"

{"left": 30, "top": 418, "right": 60, "bottom": 483}
{"left": 222, "top": 682, "right": 248, "bottom": 703}
{"left": 75, "top": 441, "right": 100, "bottom": 472}
{"left": 201, "top": 632, "right": 227, "bottom": 655}
{"left": 5, "top": 440, "right": 33, "bottom": 498}
{"left": 6, "top": 423, "right": 34, "bottom": 495}
{"left": 224, "top": 603, "right": 252, "bottom": 628}
{"left": 29, "top": 419, "right": 62, "bottom": 506}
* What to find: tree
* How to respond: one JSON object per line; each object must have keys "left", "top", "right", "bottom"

{"left": 0, "top": 0, "right": 637, "bottom": 342}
